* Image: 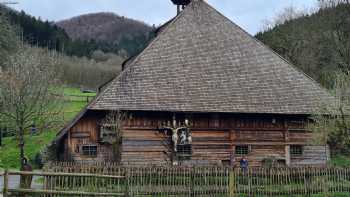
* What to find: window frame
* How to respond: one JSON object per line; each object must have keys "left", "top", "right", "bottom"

{"left": 290, "top": 145, "right": 303, "bottom": 157}
{"left": 235, "top": 145, "right": 250, "bottom": 156}
{"left": 81, "top": 144, "right": 98, "bottom": 157}
{"left": 176, "top": 144, "right": 192, "bottom": 160}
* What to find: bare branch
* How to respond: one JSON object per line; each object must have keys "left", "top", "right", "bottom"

{"left": 0, "top": 45, "right": 64, "bottom": 166}
{"left": 310, "top": 71, "right": 350, "bottom": 153}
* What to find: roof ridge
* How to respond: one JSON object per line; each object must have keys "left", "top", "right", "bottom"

{"left": 89, "top": 0, "right": 334, "bottom": 114}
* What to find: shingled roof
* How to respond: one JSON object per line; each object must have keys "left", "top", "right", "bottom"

{"left": 89, "top": 0, "right": 334, "bottom": 115}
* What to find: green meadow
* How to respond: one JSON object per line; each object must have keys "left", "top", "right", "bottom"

{"left": 0, "top": 87, "right": 95, "bottom": 169}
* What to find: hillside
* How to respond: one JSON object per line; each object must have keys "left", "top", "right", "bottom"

{"left": 0, "top": 87, "right": 96, "bottom": 169}
{"left": 1, "top": 5, "right": 69, "bottom": 53}
{"left": 57, "top": 12, "right": 155, "bottom": 56}
{"left": 255, "top": 3, "right": 350, "bottom": 88}
{"left": 57, "top": 12, "right": 152, "bottom": 43}
{"left": 0, "top": 7, "right": 149, "bottom": 89}
{"left": 1, "top": 6, "right": 154, "bottom": 58}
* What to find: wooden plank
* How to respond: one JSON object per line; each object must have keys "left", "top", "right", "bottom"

{"left": 3, "top": 170, "right": 8, "bottom": 197}
{"left": 8, "top": 189, "right": 125, "bottom": 196}
{"left": 285, "top": 145, "right": 291, "bottom": 166}
{"left": 290, "top": 146, "right": 328, "bottom": 166}
{"left": 61, "top": 112, "right": 322, "bottom": 167}
{"left": 8, "top": 171, "right": 125, "bottom": 179}
{"left": 71, "top": 132, "right": 90, "bottom": 138}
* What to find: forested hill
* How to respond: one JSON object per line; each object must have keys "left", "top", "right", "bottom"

{"left": 255, "top": 3, "right": 350, "bottom": 88}
{"left": 57, "top": 12, "right": 155, "bottom": 57}
{"left": 0, "top": 6, "right": 155, "bottom": 58}
{"left": 57, "top": 12, "right": 153, "bottom": 44}
{"left": 1, "top": 5, "right": 69, "bottom": 52}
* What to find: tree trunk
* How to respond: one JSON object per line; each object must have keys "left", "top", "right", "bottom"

{"left": 0, "top": 129, "right": 2, "bottom": 146}
{"left": 19, "top": 127, "right": 25, "bottom": 169}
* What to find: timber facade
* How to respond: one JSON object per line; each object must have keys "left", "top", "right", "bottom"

{"left": 54, "top": 0, "right": 333, "bottom": 167}
{"left": 56, "top": 111, "right": 329, "bottom": 167}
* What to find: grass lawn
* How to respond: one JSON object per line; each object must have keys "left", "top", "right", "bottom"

{"left": 63, "top": 98, "right": 89, "bottom": 120}
{"left": 329, "top": 154, "right": 350, "bottom": 167}
{"left": 1, "top": 87, "right": 350, "bottom": 171}
{"left": 0, "top": 131, "right": 56, "bottom": 169}
{"left": 0, "top": 87, "right": 96, "bottom": 170}
{"left": 63, "top": 87, "right": 96, "bottom": 97}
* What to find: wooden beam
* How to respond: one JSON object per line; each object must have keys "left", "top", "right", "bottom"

{"left": 285, "top": 145, "right": 291, "bottom": 166}
{"left": 7, "top": 189, "right": 125, "bottom": 196}
{"left": 8, "top": 170, "right": 125, "bottom": 179}
{"left": 284, "top": 119, "right": 291, "bottom": 166}
{"left": 284, "top": 119, "right": 290, "bottom": 142}
{"left": 68, "top": 129, "right": 72, "bottom": 153}
{"left": 3, "top": 170, "right": 8, "bottom": 197}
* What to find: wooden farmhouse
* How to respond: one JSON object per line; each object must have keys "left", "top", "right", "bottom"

{"left": 54, "top": 0, "right": 334, "bottom": 167}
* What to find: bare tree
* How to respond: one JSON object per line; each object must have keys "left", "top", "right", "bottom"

{"left": 318, "top": 0, "right": 350, "bottom": 9}
{"left": 261, "top": 6, "right": 308, "bottom": 31}
{"left": 0, "top": 11, "right": 18, "bottom": 69}
{"left": 317, "top": 0, "right": 350, "bottom": 73}
{"left": 100, "top": 111, "right": 127, "bottom": 163}
{"left": 58, "top": 53, "right": 122, "bottom": 90}
{"left": 0, "top": 46, "right": 64, "bottom": 168}
{"left": 332, "top": 26, "right": 350, "bottom": 72}
{"left": 311, "top": 71, "right": 350, "bottom": 154}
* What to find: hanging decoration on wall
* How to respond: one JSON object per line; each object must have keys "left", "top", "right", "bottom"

{"left": 159, "top": 115, "right": 192, "bottom": 152}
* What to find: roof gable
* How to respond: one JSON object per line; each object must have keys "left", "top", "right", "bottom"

{"left": 89, "top": 0, "right": 334, "bottom": 114}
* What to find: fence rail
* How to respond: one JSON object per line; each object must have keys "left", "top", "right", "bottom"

{"left": 3, "top": 170, "right": 128, "bottom": 197}
{"left": 3, "top": 164, "right": 350, "bottom": 196}
{"left": 63, "top": 94, "right": 95, "bottom": 103}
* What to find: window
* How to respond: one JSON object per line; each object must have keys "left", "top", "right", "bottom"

{"left": 82, "top": 145, "right": 97, "bottom": 157}
{"left": 100, "top": 125, "right": 118, "bottom": 144}
{"left": 235, "top": 145, "right": 249, "bottom": 156}
{"left": 177, "top": 144, "right": 192, "bottom": 160}
{"left": 290, "top": 145, "right": 303, "bottom": 156}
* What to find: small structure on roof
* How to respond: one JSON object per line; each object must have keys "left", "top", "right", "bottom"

{"left": 53, "top": 0, "right": 333, "bottom": 167}
{"left": 171, "top": 0, "right": 191, "bottom": 6}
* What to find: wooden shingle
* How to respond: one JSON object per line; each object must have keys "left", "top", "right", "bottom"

{"left": 89, "top": 0, "right": 333, "bottom": 115}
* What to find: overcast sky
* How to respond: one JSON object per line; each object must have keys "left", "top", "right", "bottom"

{"left": 7, "top": 0, "right": 318, "bottom": 34}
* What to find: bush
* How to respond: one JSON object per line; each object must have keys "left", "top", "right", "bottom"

{"left": 59, "top": 53, "right": 122, "bottom": 90}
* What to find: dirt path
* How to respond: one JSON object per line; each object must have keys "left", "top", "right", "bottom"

{"left": 0, "top": 172, "right": 43, "bottom": 191}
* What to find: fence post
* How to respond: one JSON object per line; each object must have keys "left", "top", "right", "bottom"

{"left": 124, "top": 168, "right": 129, "bottom": 197}
{"left": 248, "top": 168, "right": 252, "bottom": 197}
{"left": 0, "top": 128, "right": 2, "bottom": 146}
{"left": 3, "top": 169, "right": 8, "bottom": 197}
{"left": 229, "top": 167, "right": 235, "bottom": 197}
{"left": 190, "top": 167, "right": 194, "bottom": 196}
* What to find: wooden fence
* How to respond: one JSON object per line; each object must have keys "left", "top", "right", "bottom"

{"left": 2, "top": 170, "right": 127, "bottom": 197}
{"left": 2, "top": 164, "right": 350, "bottom": 196}
{"left": 64, "top": 94, "right": 95, "bottom": 103}
{"left": 51, "top": 93, "right": 96, "bottom": 103}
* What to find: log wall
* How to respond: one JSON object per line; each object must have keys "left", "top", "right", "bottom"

{"left": 122, "top": 129, "right": 171, "bottom": 166}
{"left": 59, "top": 111, "right": 328, "bottom": 167}
{"left": 291, "top": 145, "right": 330, "bottom": 166}
{"left": 61, "top": 111, "right": 116, "bottom": 162}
